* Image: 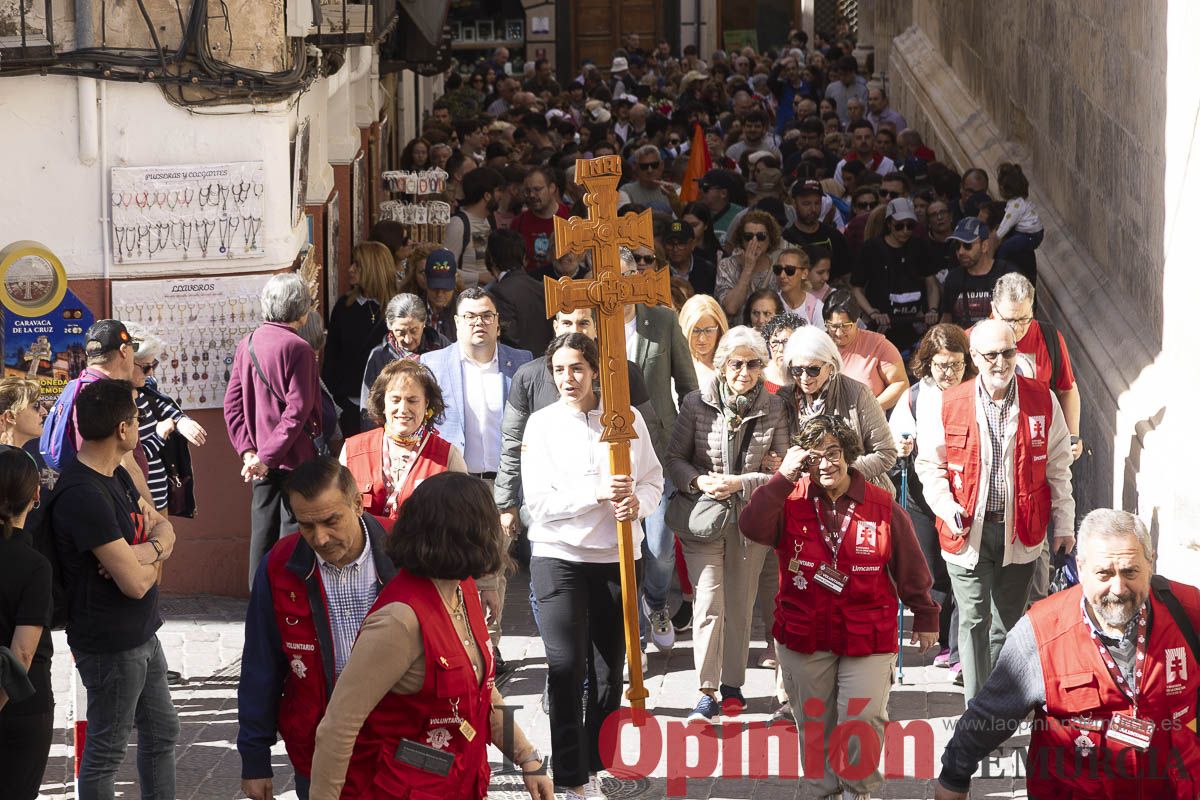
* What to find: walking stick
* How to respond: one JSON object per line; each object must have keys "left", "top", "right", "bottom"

{"left": 897, "top": 449, "right": 910, "bottom": 683}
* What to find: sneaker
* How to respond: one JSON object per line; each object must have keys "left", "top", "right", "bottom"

{"left": 672, "top": 600, "right": 693, "bottom": 632}
{"left": 563, "top": 778, "right": 603, "bottom": 799}
{"left": 719, "top": 683, "right": 746, "bottom": 714}
{"left": 759, "top": 641, "right": 778, "bottom": 669}
{"left": 950, "top": 662, "right": 964, "bottom": 686}
{"left": 688, "top": 694, "right": 720, "bottom": 722}
{"left": 932, "top": 648, "right": 952, "bottom": 668}
{"left": 641, "top": 595, "right": 675, "bottom": 651}
{"left": 623, "top": 649, "right": 648, "bottom": 681}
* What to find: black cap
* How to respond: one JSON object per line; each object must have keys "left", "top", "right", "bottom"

{"left": 698, "top": 169, "right": 738, "bottom": 192}
{"left": 790, "top": 178, "right": 824, "bottom": 198}
{"left": 85, "top": 319, "right": 133, "bottom": 357}
{"left": 665, "top": 220, "right": 695, "bottom": 242}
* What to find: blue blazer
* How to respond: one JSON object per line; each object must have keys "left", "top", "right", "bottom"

{"left": 420, "top": 342, "right": 533, "bottom": 456}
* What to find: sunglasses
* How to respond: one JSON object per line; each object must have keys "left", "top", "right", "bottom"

{"left": 744, "top": 231, "right": 768, "bottom": 243}
{"left": 726, "top": 358, "right": 765, "bottom": 372}
{"left": 878, "top": 189, "right": 898, "bottom": 199}
{"left": 892, "top": 221, "right": 916, "bottom": 231}
{"left": 139, "top": 360, "right": 160, "bottom": 373}
{"left": 638, "top": 161, "right": 661, "bottom": 171}
{"left": 954, "top": 240, "right": 979, "bottom": 250}
{"left": 772, "top": 264, "right": 805, "bottom": 276}
{"left": 854, "top": 200, "right": 877, "bottom": 210}
{"left": 633, "top": 254, "right": 657, "bottom": 265}
{"left": 975, "top": 347, "right": 1018, "bottom": 363}
{"left": 789, "top": 364, "right": 825, "bottom": 378}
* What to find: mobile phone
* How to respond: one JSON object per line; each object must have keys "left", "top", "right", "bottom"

{"left": 954, "top": 511, "right": 965, "bottom": 531}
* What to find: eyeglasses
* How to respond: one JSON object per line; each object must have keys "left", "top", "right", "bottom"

{"left": 998, "top": 314, "right": 1033, "bottom": 327}
{"left": 892, "top": 221, "right": 916, "bottom": 231}
{"left": 458, "top": 311, "right": 498, "bottom": 325}
{"left": 743, "top": 231, "right": 768, "bottom": 243}
{"left": 930, "top": 359, "right": 965, "bottom": 374}
{"left": 789, "top": 364, "right": 825, "bottom": 378}
{"left": 772, "top": 264, "right": 805, "bottom": 276}
{"left": 638, "top": 161, "right": 661, "bottom": 171}
{"left": 138, "top": 360, "right": 160, "bottom": 373}
{"left": 806, "top": 447, "right": 844, "bottom": 465}
{"left": 768, "top": 337, "right": 791, "bottom": 349}
{"left": 692, "top": 326, "right": 720, "bottom": 337}
{"left": 726, "top": 358, "right": 764, "bottom": 372}
{"left": 825, "top": 321, "right": 855, "bottom": 332}
{"left": 633, "top": 254, "right": 657, "bottom": 265}
{"left": 930, "top": 209, "right": 951, "bottom": 218}
{"left": 974, "top": 347, "right": 1017, "bottom": 363}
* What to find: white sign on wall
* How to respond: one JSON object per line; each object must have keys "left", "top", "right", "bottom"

{"left": 110, "top": 161, "right": 266, "bottom": 264}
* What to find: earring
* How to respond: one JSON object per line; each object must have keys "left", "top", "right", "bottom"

{"left": 32, "top": 499, "right": 40, "bottom": 509}
{"left": 424, "top": 408, "right": 434, "bottom": 421}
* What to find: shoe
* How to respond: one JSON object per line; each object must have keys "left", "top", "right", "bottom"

{"left": 563, "top": 778, "right": 603, "bottom": 799}
{"left": 719, "top": 683, "right": 746, "bottom": 715}
{"left": 950, "top": 662, "right": 964, "bottom": 686}
{"left": 641, "top": 595, "right": 675, "bottom": 651}
{"left": 759, "top": 642, "right": 778, "bottom": 669}
{"left": 672, "top": 600, "right": 693, "bottom": 632}
{"left": 494, "top": 652, "right": 513, "bottom": 677}
{"left": 688, "top": 694, "right": 720, "bottom": 722}
{"left": 166, "top": 670, "right": 183, "bottom": 685}
{"left": 623, "top": 650, "right": 648, "bottom": 681}
{"left": 769, "top": 702, "right": 792, "bottom": 723}
{"left": 932, "top": 648, "right": 952, "bottom": 668}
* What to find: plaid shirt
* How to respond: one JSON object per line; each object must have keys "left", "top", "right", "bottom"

{"left": 317, "top": 518, "right": 379, "bottom": 676}
{"left": 978, "top": 378, "right": 1016, "bottom": 513}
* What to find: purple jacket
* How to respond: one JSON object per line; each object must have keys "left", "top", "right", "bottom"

{"left": 223, "top": 322, "right": 319, "bottom": 471}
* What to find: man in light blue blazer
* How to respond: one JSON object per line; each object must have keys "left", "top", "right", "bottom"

{"left": 421, "top": 286, "right": 532, "bottom": 670}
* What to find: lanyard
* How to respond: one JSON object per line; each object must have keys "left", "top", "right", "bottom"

{"left": 812, "top": 497, "right": 857, "bottom": 568}
{"left": 383, "top": 429, "right": 431, "bottom": 515}
{"left": 1088, "top": 604, "right": 1149, "bottom": 714}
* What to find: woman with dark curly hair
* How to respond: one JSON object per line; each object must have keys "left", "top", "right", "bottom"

{"left": 339, "top": 360, "right": 466, "bottom": 526}
{"left": 309, "top": 472, "right": 554, "bottom": 800}
{"left": 715, "top": 209, "right": 784, "bottom": 320}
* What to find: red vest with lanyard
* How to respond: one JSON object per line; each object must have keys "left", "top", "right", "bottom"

{"left": 1027, "top": 582, "right": 1200, "bottom": 799}
{"left": 265, "top": 534, "right": 333, "bottom": 777}
{"left": 344, "top": 427, "right": 453, "bottom": 527}
{"left": 936, "top": 375, "right": 1053, "bottom": 555}
{"left": 340, "top": 570, "right": 494, "bottom": 800}
{"left": 774, "top": 473, "right": 898, "bottom": 657}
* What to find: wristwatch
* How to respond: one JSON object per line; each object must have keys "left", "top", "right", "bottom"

{"left": 149, "top": 538, "right": 165, "bottom": 563}
{"left": 518, "top": 748, "right": 544, "bottom": 770}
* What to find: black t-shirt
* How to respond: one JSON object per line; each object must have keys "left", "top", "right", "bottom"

{"left": 782, "top": 222, "right": 853, "bottom": 280}
{"left": 52, "top": 461, "right": 160, "bottom": 654}
{"left": 0, "top": 529, "right": 53, "bottom": 714}
{"left": 940, "top": 259, "right": 1018, "bottom": 327}
{"left": 852, "top": 236, "right": 935, "bottom": 351}
{"left": 926, "top": 237, "right": 958, "bottom": 284}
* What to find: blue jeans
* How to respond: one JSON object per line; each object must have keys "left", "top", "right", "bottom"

{"left": 996, "top": 229, "right": 1044, "bottom": 259}
{"left": 74, "top": 635, "right": 179, "bottom": 800}
{"left": 639, "top": 477, "right": 677, "bottom": 637}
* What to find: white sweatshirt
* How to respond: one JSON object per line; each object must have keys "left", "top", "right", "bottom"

{"left": 521, "top": 400, "right": 664, "bottom": 563}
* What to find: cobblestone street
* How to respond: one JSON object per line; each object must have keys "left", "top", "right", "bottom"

{"left": 39, "top": 572, "right": 1028, "bottom": 799}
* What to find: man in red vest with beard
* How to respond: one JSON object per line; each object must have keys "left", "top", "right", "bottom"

{"left": 237, "top": 458, "right": 397, "bottom": 800}
{"left": 936, "top": 509, "right": 1200, "bottom": 799}
{"left": 915, "top": 319, "right": 1075, "bottom": 699}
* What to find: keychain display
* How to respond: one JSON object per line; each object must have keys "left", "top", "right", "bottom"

{"left": 112, "top": 273, "right": 273, "bottom": 409}
{"left": 379, "top": 200, "right": 452, "bottom": 245}
{"left": 111, "top": 162, "right": 266, "bottom": 264}
{"left": 381, "top": 168, "right": 448, "bottom": 195}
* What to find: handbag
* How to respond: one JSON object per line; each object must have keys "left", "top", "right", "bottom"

{"left": 674, "top": 417, "right": 758, "bottom": 542}
{"left": 248, "top": 332, "right": 330, "bottom": 458}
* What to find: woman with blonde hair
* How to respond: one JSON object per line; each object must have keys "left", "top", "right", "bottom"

{"left": 679, "top": 294, "right": 731, "bottom": 387}
{"left": 0, "top": 378, "right": 44, "bottom": 449}
{"left": 324, "top": 240, "right": 400, "bottom": 437}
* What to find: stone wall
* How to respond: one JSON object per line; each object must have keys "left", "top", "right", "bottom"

{"left": 872, "top": 1, "right": 1200, "bottom": 575}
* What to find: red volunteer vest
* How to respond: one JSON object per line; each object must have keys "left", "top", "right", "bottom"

{"left": 774, "top": 475, "right": 898, "bottom": 657}
{"left": 344, "top": 428, "right": 453, "bottom": 527}
{"left": 936, "top": 375, "right": 1052, "bottom": 554}
{"left": 340, "top": 570, "right": 494, "bottom": 800}
{"left": 266, "top": 534, "right": 333, "bottom": 777}
{"left": 1027, "top": 583, "right": 1200, "bottom": 799}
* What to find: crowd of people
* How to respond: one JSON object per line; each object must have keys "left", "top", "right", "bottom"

{"left": 1, "top": 25, "right": 1198, "bottom": 800}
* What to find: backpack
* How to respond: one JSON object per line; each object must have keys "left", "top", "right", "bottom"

{"left": 1040, "top": 319, "right": 1064, "bottom": 389}
{"left": 39, "top": 369, "right": 103, "bottom": 471}
{"left": 453, "top": 209, "right": 472, "bottom": 268}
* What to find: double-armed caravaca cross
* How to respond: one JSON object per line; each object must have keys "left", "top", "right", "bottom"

{"left": 543, "top": 154, "right": 671, "bottom": 716}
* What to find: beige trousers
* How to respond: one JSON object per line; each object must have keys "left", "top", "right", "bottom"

{"left": 680, "top": 533, "right": 771, "bottom": 691}
{"left": 777, "top": 644, "right": 895, "bottom": 797}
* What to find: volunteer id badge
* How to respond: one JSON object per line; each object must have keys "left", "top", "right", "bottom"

{"left": 813, "top": 563, "right": 849, "bottom": 594}
{"left": 1106, "top": 713, "right": 1155, "bottom": 752}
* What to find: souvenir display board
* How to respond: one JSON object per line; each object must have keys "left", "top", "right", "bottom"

{"left": 378, "top": 200, "right": 451, "bottom": 244}
{"left": 0, "top": 241, "right": 94, "bottom": 401}
{"left": 112, "top": 273, "right": 273, "bottom": 409}
{"left": 381, "top": 168, "right": 447, "bottom": 195}
{"left": 110, "top": 161, "right": 266, "bottom": 264}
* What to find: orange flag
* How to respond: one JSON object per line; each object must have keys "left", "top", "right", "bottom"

{"left": 678, "top": 123, "right": 711, "bottom": 204}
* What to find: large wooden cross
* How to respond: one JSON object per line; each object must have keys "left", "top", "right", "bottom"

{"left": 545, "top": 154, "right": 670, "bottom": 716}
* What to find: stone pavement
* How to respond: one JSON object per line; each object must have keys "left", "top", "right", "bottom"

{"left": 40, "top": 573, "right": 1029, "bottom": 799}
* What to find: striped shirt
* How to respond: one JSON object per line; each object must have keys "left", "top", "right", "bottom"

{"left": 316, "top": 518, "right": 379, "bottom": 675}
{"left": 136, "top": 394, "right": 170, "bottom": 509}
{"left": 978, "top": 378, "right": 1015, "bottom": 513}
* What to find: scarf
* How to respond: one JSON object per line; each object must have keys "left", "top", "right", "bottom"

{"left": 718, "top": 379, "right": 761, "bottom": 430}
{"left": 795, "top": 378, "right": 829, "bottom": 419}
{"left": 385, "top": 420, "right": 431, "bottom": 450}
{"left": 386, "top": 331, "right": 421, "bottom": 362}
